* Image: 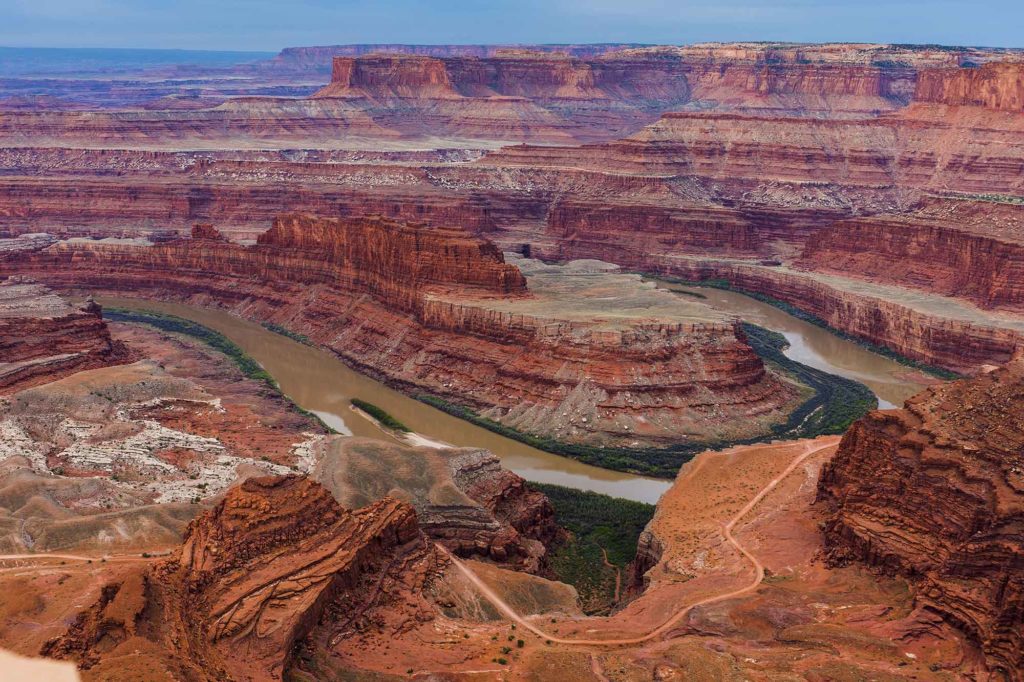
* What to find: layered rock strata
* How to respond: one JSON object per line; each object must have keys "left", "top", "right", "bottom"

{"left": 1, "top": 217, "right": 795, "bottom": 448}
{"left": 4, "top": 48, "right": 1024, "bottom": 385}
{"left": 800, "top": 199, "right": 1024, "bottom": 310}
{"left": 0, "top": 280, "right": 125, "bottom": 392}
{"left": 43, "top": 476, "right": 443, "bottom": 681}
{"left": 817, "top": 358, "right": 1024, "bottom": 679}
{"left": 914, "top": 62, "right": 1024, "bottom": 111}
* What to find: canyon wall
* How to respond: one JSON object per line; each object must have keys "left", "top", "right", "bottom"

{"left": 646, "top": 259, "right": 1023, "bottom": 374}
{"left": 817, "top": 358, "right": 1024, "bottom": 679}
{"left": 3, "top": 47, "right": 1024, "bottom": 385}
{"left": 316, "top": 53, "right": 692, "bottom": 103}
{"left": 800, "top": 203, "right": 1024, "bottom": 311}
{"left": 914, "top": 62, "right": 1024, "bottom": 111}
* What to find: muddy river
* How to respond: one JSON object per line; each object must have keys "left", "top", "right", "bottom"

{"left": 100, "top": 287, "right": 929, "bottom": 504}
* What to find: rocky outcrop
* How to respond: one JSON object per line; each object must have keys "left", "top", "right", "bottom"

{"left": 449, "top": 449, "right": 564, "bottom": 554}
{"left": 316, "top": 52, "right": 692, "bottom": 104}
{"left": 315, "top": 438, "right": 562, "bottom": 572}
{"left": 624, "top": 527, "right": 664, "bottom": 596}
{"left": 817, "top": 359, "right": 1024, "bottom": 679}
{"left": 0, "top": 280, "right": 125, "bottom": 392}
{"left": 321, "top": 55, "right": 461, "bottom": 99}
{"left": 914, "top": 62, "right": 1024, "bottom": 111}
{"left": 43, "top": 476, "right": 443, "bottom": 681}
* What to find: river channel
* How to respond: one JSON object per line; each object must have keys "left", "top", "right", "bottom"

{"left": 100, "top": 289, "right": 929, "bottom": 504}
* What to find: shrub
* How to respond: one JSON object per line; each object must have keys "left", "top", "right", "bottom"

{"left": 350, "top": 398, "right": 411, "bottom": 433}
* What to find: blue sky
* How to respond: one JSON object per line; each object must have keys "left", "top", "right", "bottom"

{"left": 3, "top": 0, "right": 1023, "bottom": 51}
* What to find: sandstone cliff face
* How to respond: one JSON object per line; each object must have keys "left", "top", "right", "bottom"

{"left": 683, "top": 62, "right": 915, "bottom": 112}
{"left": 0, "top": 280, "right": 125, "bottom": 392}
{"left": 323, "top": 55, "right": 461, "bottom": 99}
{"left": 914, "top": 62, "right": 1024, "bottom": 111}
{"left": 43, "top": 476, "right": 443, "bottom": 681}
{"left": 817, "top": 360, "right": 1024, "bottom": 679}
{"left": 800, "top": 204, "right": 1024, "bottom": 311}
{"left": 258, "top": 213, "right": 527, "bottom": 305}
{"left": 651, "top": 259, "right": 1023, "bottom": 374}
{"left": 316, "top": 53, "right": 692, "bottom": 103}
{"left": 486, "top": 104, "right": 1024, "bottom": 196}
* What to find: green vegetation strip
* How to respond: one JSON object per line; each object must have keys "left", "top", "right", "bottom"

{"left": 260, "top": 321, "right": 314, "bottom": 346}
{"left": 349, "top": 398, "right": 410, "bottom": 433}
{"left": 530, "top": 482, "right": 655, "bottom": 614}
{"left": 417, "top": 329, "right": 875, "bottom": 479}
{"left": 741, "top": 323, "right": 877, "bottom": 437}
{"left": 656, "top": 275, "right": 961, "bottom": 380}
{"left": 105, "top": 308, "right": 336, "bottom": 433}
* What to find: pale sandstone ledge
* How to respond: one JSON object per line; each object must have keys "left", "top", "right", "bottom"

{"left": 0, "top": 280, "right": 76, "bottom": 319}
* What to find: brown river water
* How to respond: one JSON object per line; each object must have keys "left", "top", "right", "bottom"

{"left": 100, "top": 289, "right": 929, "bottom": 504}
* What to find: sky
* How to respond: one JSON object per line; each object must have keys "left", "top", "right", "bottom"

{"left": 3, "top": 0, "right": 1023, "bottom": 52}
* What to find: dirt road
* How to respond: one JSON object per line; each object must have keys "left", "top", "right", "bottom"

{"left": 444, "top": 440, "right": 836, "bottom": 646}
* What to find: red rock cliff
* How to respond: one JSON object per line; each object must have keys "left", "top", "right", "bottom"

{"left": 316, "top": 52, "right": 692, "bottom": 103}
{"left": 0, "top": 280, "right": 125, "bottom": 392}
{"left": 817, "top": 360, "right": 1024, "bottom": 679}
{"left": 1, "top": 216, "right": 793, "bottom": 450}
{"left": 43, "top": 476, "right": 442, "bottom": 681}
{"left": 915, "top": 62, "right": 1024, "bottom": 111}
{"left": 800, "top": 202, "right": 1024, "bottom": 311}
{"left": 323, "top": 55, "right": 460, "bottom": 99}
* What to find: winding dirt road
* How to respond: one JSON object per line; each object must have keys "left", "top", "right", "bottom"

{"left": 444, "top": 439, "right": 836, "bottom": 646}
{"left": 0, "top": 552, "right": 158, "bottom": 568}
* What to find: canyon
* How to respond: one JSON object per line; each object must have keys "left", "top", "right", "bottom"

{"left": 0, "top": 38, "right": 1022, "bottom": 681}
{"left": 0, "top": 218, "right": 799, "bottom": 454}
{"left": 2, "top": 50, "right": 1024, "bottom": 376}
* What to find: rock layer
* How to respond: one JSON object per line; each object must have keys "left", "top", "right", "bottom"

{"left": 914, "top": 62, "right": 1024, "bottom": 110}
{"left": 817, "top": 358, "right": 1024, "bottom": 679}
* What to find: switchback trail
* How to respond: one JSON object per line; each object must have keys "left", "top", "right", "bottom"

{"left": 444, "top": 439, "right": 837, "bottom": 646}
